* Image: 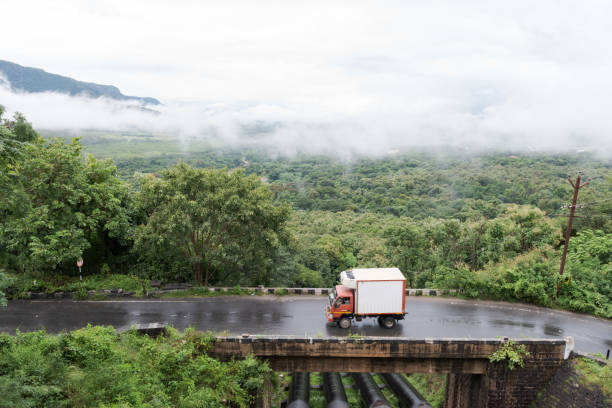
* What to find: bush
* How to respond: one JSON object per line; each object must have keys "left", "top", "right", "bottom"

{"left": 489, "top": 340, "right": 530, "bottom": 370}
{"left": 72, "top": 283, "right": 89, "bottom": 300}
{"left": 292, "top": 265, "right": 324, "bottom": 287}
{"left": 6, "top": 273, "right": 150, "bottom": 298}
{"left": 0, "top": 326, "right": 275, "bottom": 408}
{"left": 0, "top": 271, "right": 10, "bottom": 307}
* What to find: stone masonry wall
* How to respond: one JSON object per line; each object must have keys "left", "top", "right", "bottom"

{"left": 444, "top": 340, "right": 570, "bottom": 408}
{"left": 530, "top": 357, "right": 608, "bottom": 408}
{"left": 484, "top": 359, "right": 565, "bottom": 408}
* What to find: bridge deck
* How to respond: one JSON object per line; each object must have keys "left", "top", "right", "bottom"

{"left": 208, "top": 336, "right": 570, "bottom": 373}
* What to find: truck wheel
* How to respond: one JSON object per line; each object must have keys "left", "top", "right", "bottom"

{"left": 338, "top": 317, "right": 351, "bottom": 329}
{"left": 381, "top": 317, "right": 396, "bottom": 329}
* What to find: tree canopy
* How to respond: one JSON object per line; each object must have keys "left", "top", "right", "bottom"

{"left": 133, "top": 162, "right": 290, "bottom": 286}
{"left": 0, "top": 108, "right": 131, "bottom": 275}
{"left": 1, "top": 111, "right": 610, "bottom": 317}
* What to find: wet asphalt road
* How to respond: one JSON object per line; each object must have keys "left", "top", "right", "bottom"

{"left": 1, "top": 296, "right": 610, "bottom": 354}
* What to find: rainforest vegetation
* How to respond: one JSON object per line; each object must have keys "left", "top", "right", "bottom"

{"left": 0, "top": 325, "right": 275, "bottom": 407}
{"left": 1, "top": 110, "right": 611, "bottom": 317}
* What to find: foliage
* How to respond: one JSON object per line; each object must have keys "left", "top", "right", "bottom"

{"left": 574, "top": 357, "right": 612, "bottom": 403}
{"left": 157, "top": 286, "right": 253, "bottom": 298}
{"left": 2, "top": 114, "right": 611, "bottom": 317}
{"left": 431, "top": 244, "right": 611, "bottom": 318}
{"left": 0, "top": 111, "right": 131, "bottom": 275}
{"left": 489, "top": 340, "right": 531, "bottom": 370}
{"left": 557, "top": 229, "right": 612, "bottom": 316}
{"left": 133, "top": 162, "right": 290, "bottom": 286}
{"left": 385, "top": 205, "right": 561, "bottom": 287}
{"left": 292, "top": 264, "right": 324, "bottom": 288}
{"left": 6, "top": 273, "right": 148, "bottom": 297}
{"left": 85, "top": 135, "right": 611, "bottom": 234}
{"left": 287, "top": 210, "right": 393, "bottom": 286}
{"left": 0, "top": 271, "right": 10, "bottom": 307}
{"left": 0, "top": 326, "right": 275, "bottom": 408}
{"left": 406, "top": 373, "right": 446, "bottom": 408}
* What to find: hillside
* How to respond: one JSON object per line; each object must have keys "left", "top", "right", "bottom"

{"left": 0, "top": 60, "right": 160, "bottom": 105}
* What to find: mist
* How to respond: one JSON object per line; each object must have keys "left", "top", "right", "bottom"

{"left": 2, "top": 1, "right": 612, "bottom": 156}
{"left": 2, "top": 80, "right": 610, "bottom": 157}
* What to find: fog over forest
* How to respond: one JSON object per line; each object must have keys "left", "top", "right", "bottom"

{"left": 2, "top": 0, "right": 612, "bottom": 155}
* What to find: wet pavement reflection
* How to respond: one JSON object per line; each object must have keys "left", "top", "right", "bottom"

{"left": 0, "top": 296, "right": 610, "bottom": 354}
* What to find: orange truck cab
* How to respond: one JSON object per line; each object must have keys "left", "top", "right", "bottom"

{"left": 325, "top": 268, "right": 406, "bottom": 329}
{"left": 326, "top": 284, "right": 354, "bottom": 321}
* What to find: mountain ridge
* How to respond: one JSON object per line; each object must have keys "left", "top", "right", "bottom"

{"left": 0, "top": 60, "right": 161, "bottom": 105}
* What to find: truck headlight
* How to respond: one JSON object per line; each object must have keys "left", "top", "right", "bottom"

{"left": 328, "top": 313, "right": 333, "bottom": 319}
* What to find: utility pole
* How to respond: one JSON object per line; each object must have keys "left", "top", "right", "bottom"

{"left": 557, "top": 174, "right": 588, "bottom": 296}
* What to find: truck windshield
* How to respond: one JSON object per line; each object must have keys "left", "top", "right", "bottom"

{"left": 328, "top": 293, "right": 335, "bottom": 307}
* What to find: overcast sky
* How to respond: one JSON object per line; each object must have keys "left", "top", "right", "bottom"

{"left": 2, "top": 0, "right": 612, "bottom": 153}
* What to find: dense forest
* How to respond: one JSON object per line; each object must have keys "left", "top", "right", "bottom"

{"left": 1, "top": 110, "right": 611, "bottom": 317}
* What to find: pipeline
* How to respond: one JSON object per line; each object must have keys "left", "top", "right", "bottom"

{"left": 351, "top": 373, "right": 391, "bottom": 408}
{"left": 381, "top": 374, "right": 432, "bottom": 408}
{"left": 287, "top": 372, "right": 310, "bottom": 408}
{"left": 322, "top": 372, "right": 349, "bottom": 408}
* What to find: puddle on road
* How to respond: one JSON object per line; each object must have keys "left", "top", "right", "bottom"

{"left": 489, "top": 319, "right": 535, "bottom": 329}
{"left": 543, "top": 324, "right": 563, "bottom": 336}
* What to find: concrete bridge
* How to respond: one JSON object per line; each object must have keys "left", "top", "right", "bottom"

{"left": 209, "top": 335, "right": 573, "bottom": 408}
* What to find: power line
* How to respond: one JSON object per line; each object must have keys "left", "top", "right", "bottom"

{"left": 575, "top": 197, "right": 612, "bottom": 207}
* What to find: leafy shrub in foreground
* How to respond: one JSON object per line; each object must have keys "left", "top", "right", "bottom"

{"left": 0, "top": 326, "right": 274, "bottom": 408}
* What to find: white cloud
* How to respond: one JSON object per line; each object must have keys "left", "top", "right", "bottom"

{"left": 1, "top": 0, "right": 612, "bottom": 154}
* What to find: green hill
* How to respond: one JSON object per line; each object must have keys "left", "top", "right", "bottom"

{"left": 0, "top": 60, "right": 160, "bottom": 105}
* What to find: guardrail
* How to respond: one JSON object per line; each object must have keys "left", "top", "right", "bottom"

{"left": 153, "top": 286, "right": 458, "bottom": 297}
{"left": 20, "top": 286, "right": 458, "bottom": 299}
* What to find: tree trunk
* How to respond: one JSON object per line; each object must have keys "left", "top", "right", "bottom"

{"left": 195, "top": 263, "right": 203, "bottom": 286}
{"left": 204, "top": 263, "right": 209, "bottom": 287}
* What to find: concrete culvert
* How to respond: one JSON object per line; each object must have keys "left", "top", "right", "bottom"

{"left": 287, "top": 372, "right": 310, "bottom": 408}
{"left": 322, "top": 372, "right": 349, "bottom": 408}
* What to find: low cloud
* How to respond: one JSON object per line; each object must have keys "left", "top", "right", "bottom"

{"left": 2, "top": 0, "right": 612, "bottom": 156}
{"left": 2, "top": 80, "right": 610, "bottom": 157}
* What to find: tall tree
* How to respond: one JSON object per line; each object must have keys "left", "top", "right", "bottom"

{"left": 385, "top": 222, "right": 429, "bottom": 287}
{"left": 0, "top": 110, "right": 131, "bottom": 274}
{"left": 133, "top": 162, "right": 290, "bottom": 286}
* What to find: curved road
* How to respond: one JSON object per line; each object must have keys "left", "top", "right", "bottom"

{"left": 1, "top": 296, "right": 610, "bottom": 354}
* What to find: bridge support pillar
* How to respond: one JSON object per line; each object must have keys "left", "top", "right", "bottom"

{"left": 255, "top": 376, "right": 274, "bottom": 408}
{"left": 445, "top": 374, "right": 487, "bottom": 408}
{"left": 446, "top": 359, "right": 566, "bottom": 408}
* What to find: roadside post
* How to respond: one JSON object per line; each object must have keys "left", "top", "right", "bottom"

{"left": 77, "top": 258, "right": 84, "bottom": 281}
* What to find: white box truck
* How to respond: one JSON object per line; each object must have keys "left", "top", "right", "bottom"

{"left": 325, "top": 268, "right": 406, "bottom": 329}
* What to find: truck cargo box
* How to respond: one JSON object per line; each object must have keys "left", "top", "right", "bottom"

{"left": 340, "top": 268, "right": 406, "bottom": 315}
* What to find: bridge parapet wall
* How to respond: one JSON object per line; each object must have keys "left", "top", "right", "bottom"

{"left": 209, "top": 336, "right": 569, "bottom": 408}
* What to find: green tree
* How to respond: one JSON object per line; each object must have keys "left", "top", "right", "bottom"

{"left": 0, "top": 271, "right": 9, "bottom": 307}
{"left": 0, "top": 111, "right": 131, "bottom": 274}
{"left": 133, "top": 162, "right": 290, "bottom": 286}
{"left": 0, "top": 107, "right": 29, "bottom": 212}
{"left": 385, "top": 222, "right": 429, "bottom": 287}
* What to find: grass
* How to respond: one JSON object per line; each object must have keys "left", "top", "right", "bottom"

{"left": 7, "top": 273, "right": 149, "bottom": 298}
{"left": 574, "top": 357, "right": 612, "bottom": 403}
{"left": 406, "top": 373, "right": 446, "bottom": 408}
{"left": 7, "top": 274, "right": 305, "bottom": 300}
{"left": 373, "top": 374, "right": 401, "bottom": 407}
{"left": 157, "top": 286, "right": 253, "bottom": 298}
